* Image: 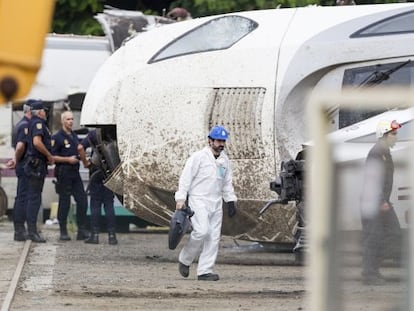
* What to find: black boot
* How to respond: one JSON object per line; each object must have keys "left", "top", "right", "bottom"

{"left": 85, "top": 228, "right": 99, "bottom": 244}
{"left": 108, "top": 230, "right": 118, "bottom": 245}
{"left": 14, "top": 223, "right": 27, "bottom": 242}
{"left": 59, "top": 222, "right": 71, "bottom": 241}
{"left": 27, "top": 224, "right": 46, "bottom": 243}
{"left": 76, "top": 226, "right": 90, "bottom": 240}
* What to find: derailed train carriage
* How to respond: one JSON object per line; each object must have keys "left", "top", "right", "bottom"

{"left": 81, "top": 3, "right": 414, "bottom": 245}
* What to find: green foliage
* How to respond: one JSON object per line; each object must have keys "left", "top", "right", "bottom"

{"left": 171, "top": 0, "right": 314, "bottom": 17}
{"left": 170, "top": 0, "right": 407, "bottom": 16}
{"left": 51, "top": 0, "right": 409, "bottom": 35}
{"left": 52, "top": 0, "right": 104, "bottom": 35}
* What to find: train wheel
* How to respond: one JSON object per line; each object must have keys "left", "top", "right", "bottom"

{"left": 0, "top": 186, "right": 7, "bottom": 218}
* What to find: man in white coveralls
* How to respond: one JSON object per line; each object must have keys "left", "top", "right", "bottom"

{"left": 175, "top": 125, "right": 237, "bottom": 281}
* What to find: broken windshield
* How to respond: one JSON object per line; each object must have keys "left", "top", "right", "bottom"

{"left": 149, "top": 15, "right": 258, "bottom": 63}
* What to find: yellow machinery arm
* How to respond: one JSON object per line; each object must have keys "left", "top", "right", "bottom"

{"left": 0, "top": 0, "right": 55, "bottom": 104}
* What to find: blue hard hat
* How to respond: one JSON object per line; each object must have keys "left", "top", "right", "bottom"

{"left": 208, "top": 125, "right": 229, "bottom": 140}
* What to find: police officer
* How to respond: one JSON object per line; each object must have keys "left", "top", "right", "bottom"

{"left": 81, "top": 129, "right": 118, "bottom": 245}
{"left": 52, "top": 111, "right": 89, "bottom": 241}
{"left": 7, "top": 100, "right": 32, "bottom": 241}
{"left": 25, "top": 100, "right": 54, "bottom": 243}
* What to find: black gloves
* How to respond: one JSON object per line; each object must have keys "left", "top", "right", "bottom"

{"left": 226, "top": 201, "right": 237, "bottom": 218}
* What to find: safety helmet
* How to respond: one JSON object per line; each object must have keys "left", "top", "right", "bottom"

{"left": 208, "top": 125, "right": 229, "bottom": 140}
{"left": 376, "top": 119, "right": 401, "bottom": 138}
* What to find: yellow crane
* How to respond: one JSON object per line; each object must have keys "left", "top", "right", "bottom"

{"left": 0, "top": 0, "right": 55, "bottom": 104}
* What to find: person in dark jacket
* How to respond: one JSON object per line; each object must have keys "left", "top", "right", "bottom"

{"left": 360, "top": 119, "right": 402, "bottom": 285}
{"left": 81, "top": 129, "right": 118, "bottom": 245}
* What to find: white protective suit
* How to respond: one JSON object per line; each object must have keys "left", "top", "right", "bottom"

{"left": 175, "top": 146, "right": 237, "bottom": 275}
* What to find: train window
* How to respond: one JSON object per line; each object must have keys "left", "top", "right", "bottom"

{"left": 148, "top": 15, "right": 258, "bottom": 63}
{"left": 339, "top": 61, "right": 414, "bottom": 129}
{"left": 351, "top": 10, "right": 414, "bottom": 37}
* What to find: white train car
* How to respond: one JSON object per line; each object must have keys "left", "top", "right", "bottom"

{"left": 81, "top": 3, "right": 414, "bottom": 243}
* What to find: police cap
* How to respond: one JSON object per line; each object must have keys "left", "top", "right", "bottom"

{"left": 27, "top": 99, "right": 46, "bottom": 110}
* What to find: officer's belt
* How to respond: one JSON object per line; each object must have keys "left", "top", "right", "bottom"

{"left": 56, "top": 163, "right": 80, "bottom": 169}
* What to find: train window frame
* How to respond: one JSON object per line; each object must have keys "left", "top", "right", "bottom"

{"left": 148, "top": 15, "right": 258, "bottom": 64}
{"left": 351, "top": 10, "right": 414, "bottom": 38}
{"left": 339, "top": 60, "right": 414, "bottom": 129}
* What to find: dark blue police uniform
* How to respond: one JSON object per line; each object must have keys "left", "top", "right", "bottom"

{"left": 52, "top": 128, "right": 88, "bottom": 240}
{"left": 25, "top": 112, "right": 52, "bottom": 242}
{"left": 82, "top": 130, "right": 117, "bottom": 245}
{"left": 12, "top": 115, "right": 30, "bottom": 241}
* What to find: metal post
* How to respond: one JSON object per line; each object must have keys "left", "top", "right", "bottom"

{"left": 307, "top": 88, "right": 414, "bottom": 311}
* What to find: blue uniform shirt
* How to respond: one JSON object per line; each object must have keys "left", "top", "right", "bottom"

{"left": 52, "top": 129, "right": 81, "bottom": 162}
{"left": 27, "top": 115, "right": 52, "bottom": 162}
{"left": 13, "top": 116, "right": 30, "bottom": 169}
{"left": 13, "top": 116, "right": 30, "bottom": 149}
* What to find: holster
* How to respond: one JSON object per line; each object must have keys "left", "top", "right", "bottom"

{"left": 53, "top": 179, "right": 65, "bottom": 195}
{"left": 54, "top": 165, "right": 73, "bottom": 195}
{"left": 24, "top": 157, "right": 44, "bottom": 178}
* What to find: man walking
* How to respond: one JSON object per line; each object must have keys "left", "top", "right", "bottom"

{"left": 175, "top": 125, "right": 237, "bottom": 281}
{"left": 360, "top": 119, "right": 402, "bottom": 285}
{"left": 52, "top": 111, "right": 89, "bottom": 241}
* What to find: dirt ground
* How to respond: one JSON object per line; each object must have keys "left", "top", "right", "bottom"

{"left": 3, "top": 220, "right": 409, "bottom": 311}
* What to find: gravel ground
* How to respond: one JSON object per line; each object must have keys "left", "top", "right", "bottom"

{"left": 1, "top": 220, "right": 408, "bottom": 311}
